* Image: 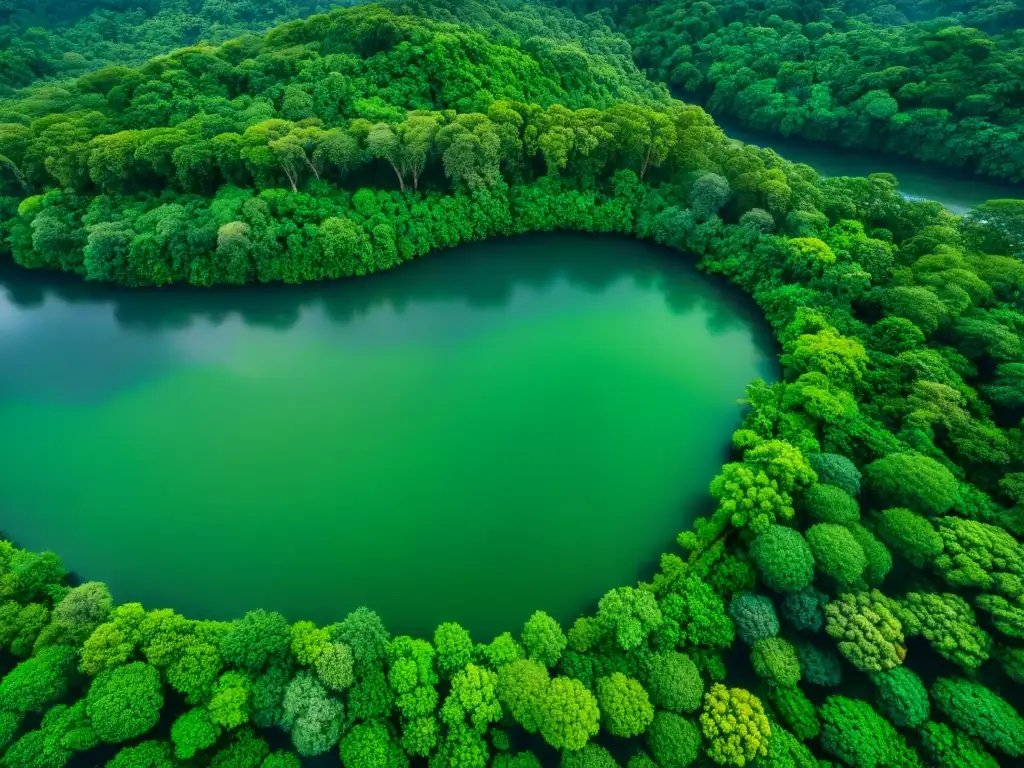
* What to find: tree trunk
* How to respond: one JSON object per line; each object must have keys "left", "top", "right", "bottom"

{"left": 280, "top": 162, "right": 298, "bottom": 192}
{"left": 640, "top": 144, "right": 652, "bottom": 181}
{"left": 390, "top": 160, "right": 405, "bottom": 193}
{"left": 0, "top": 157, "right": 29, "bottom": 193}
{"left": 302, "top": 155, "right": 320, "bottom": 180}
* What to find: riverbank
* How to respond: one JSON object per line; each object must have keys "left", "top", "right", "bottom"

{"left": 710, "top": 114, "right": 1024, "bottom": 215}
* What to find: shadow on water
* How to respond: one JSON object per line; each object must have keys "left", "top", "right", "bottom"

{"left": 1, "top": 232, "right": 771, "bottom": 332}
{"left": 0, "top": 226, "right": 783, "bottom": 418}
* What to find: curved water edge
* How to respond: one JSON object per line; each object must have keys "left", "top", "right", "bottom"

{"left": 0, "top": 233, "right": 778, "bottom": 639}
{"left": 710, "top": 114, "right": 1024, "bottom": 214}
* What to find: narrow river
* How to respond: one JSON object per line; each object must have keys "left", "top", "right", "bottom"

{"left": 713, "top": 115, "right": 1024, "bottom": 214}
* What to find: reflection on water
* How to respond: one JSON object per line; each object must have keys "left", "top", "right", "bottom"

{"left": 0, "top": 233, "right": 777, "bottom": 403}
{"left": 0, "top": 233, "right": 778, "bottom": 638}
{"left": 1, "top": 232, "right": 767, "bottom": 332}
{"left": 710, "top": 114, "right": 1024, "bottom": 214}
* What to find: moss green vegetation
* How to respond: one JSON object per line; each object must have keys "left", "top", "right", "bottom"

{"left": 0, "top": 0, "right": 1023, "bottom": 766}
{"left": 555, "top": 0, "right": 1024, "bottom": 182}
{"left": 0, "top": 0, "right": 366, "bottom": 94}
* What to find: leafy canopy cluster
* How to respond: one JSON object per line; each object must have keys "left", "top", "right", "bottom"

{"left": 0, "top": 1, "right": 1023, "bottom": 767}
{"left": 555, "top": 0, "right": 1024, "bottom": 181}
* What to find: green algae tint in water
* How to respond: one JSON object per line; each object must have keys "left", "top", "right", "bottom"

{"left": 0, "top": 234, "right": 776, "bottom": 639}
{"left": 710, "top": 114, "right": 1024, "bottom": 214}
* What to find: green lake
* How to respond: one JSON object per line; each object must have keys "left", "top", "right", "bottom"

{"left": 0, "top": 234, "right": 776, "bottom": 639}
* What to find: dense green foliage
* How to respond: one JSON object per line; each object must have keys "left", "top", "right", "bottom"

{"left": 0, "top": 0, "right": 372, "bottom": 94}
{"left": 749, "top": 525, "right": 815, "bottom": 593}
{"left": 0, "top": 0, "right": 1023, "bottom": 766}
{"left": 555, "top": 0, "right": 1024, "bottom": 181}
{"left": 872, "top": 665, "right": 930, "bottom": 728}
{"left": 819, "top": 694, "right": 916, "bottom": 767}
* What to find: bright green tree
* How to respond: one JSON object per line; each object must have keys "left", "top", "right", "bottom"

{"left": 291, "top": 621, "right": 331, "bottom": 667}
{"left": 646, "top": 711, "right": 701, "bottom": 768}
{"left": 537, "top": 677, "right": 600, "bottom": 751}
{"left": 595, "top": 673, "right": 654, "bottom": 738}
{"left": 766, "top": 685, "right": 819, "bottom": 741}
{"left": 801, "top": 484, "right": 860, "bottom": 525}
{"left": 820, "top": 696, "right": 908, "bottom": 768}
{"left": 864, "top": 454, "right": 959, "bottom": 515}
{"left": 642, "top": 651, "right": 703, "bottom": 714}
{"left": 434, "top": 623, "right": 474, "bottom": 678}
{"left": 440, "top": 664, "right": 501, "bottom": 733}
{"left": 750, "top": 637, "right": 801, "bottom": 687}
{"left": 208, "top": 671, "right": 251, "bottom": 730}
{"left": 316, "top": 643, "right": 355, "bottom": 691}
{"left": 806, "top": 523, "right": 867, "bottom": 587}
{"left": 86, "top": 662, "right": 164, "bottom": 743}
{"left": 521, "top": 611, "right": 566, "bottom": 667}
{"left": 700, "top": 685, "right": 770, "bottom": 767}
{"left": 919, "top": 722, "right": 999, "bottom": 768}
{"left": 219, "top": 611, "right": 290, "bottom": 673}
{"left": 897, "top": 592, "right": 990, "bottom": 670}
{"left": 497, "top": 659, "right": 549, "bottom": 734}
{"left": 338, "top": 721, "right": 407, "bottom": 768}
{"left": 596, "top": 587, "right": 662, "bottom": 651}
{"left": 750, "top": 525, "right": 814, "bottom": 593}
{"left": 873, "top": 666, "right": 929, "bottom": 728}
{"left": 930, "top": 677, "right": 1024, "bottom": 757}
{"left": 877, "top": 508, "right": 942, "bottom": 568}
{"left": 0, "top": 645, "right": 78, "bottom": 713}
{"left": 171, "top": 708, "right": 220, "bottom": 760}
{"left": 105, "top": 739, "right": 176, "bottom": 768}
{"left": 824, "top": 592, "right": 906, "bottom": 673}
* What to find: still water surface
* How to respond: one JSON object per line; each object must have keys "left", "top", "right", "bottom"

{"left": 715, "top": 116, "right": 1024, "bottom": 214}
{"left": 0, "top": 234, "right": 776, "bottom": 638}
